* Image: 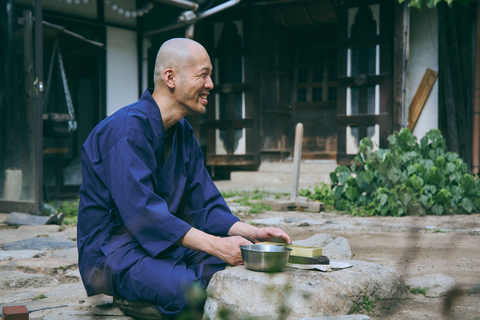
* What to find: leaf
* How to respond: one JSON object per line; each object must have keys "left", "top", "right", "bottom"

{"left": 345, "top": 185, "right": 359, "bottom": 201}
{"left": 435, "top": 188, "right": 452, "bottom": 205}
{"left": 445, "top": 162, "right": 456, "bottom": 175}
{"left": 336, "top": 166, "right": 351, "bottom": 185}
{"left": 431, "top": 204, "right": 444, "bottom": 215}
{"left": 334, "top": 185, "right": 345, "bottom": 201}
{"left": 445, "top": 152, "right": 458, "bottom": 162}
{"left": 461, "top": 198, "right": 473, "bottom": 214}
{"left": 424, "top": 184, "right": 437, "bottom": 194}
{"left": 460, "top": 174, "right": 475, "bottom": 195}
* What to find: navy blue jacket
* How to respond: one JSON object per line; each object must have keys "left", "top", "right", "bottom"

{"left": 77, "top": 89, "right": 239, "bottom": 296}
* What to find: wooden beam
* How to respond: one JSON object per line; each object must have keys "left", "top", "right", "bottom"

{"left": 407, "top": 68, "right": 438, "bottom": 130}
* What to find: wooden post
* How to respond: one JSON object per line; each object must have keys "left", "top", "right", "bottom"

{"left": 291, "top": 123, "right": 303, "bottom": 201}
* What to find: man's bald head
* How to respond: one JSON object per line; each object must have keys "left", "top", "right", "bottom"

{"left": 153, "top": 38, "right": 208, "bottom": 89}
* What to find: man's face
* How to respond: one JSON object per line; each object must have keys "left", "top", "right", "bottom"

{"left": 176, "top": 48, "right": 214, "bottom": 115}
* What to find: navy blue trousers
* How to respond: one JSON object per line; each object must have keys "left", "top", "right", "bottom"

{"left": 105, "top": 243, "right": 227, "bottom": 319}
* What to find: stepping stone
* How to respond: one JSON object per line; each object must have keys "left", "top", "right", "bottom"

{"left": 4, "top": 212, "right": 63, "bottom": 226}
{"left": 0, "top": 271, "right": 57, "bottom": 289}
{"left": 2, "top": 237, "right": 76, "bottom": 251}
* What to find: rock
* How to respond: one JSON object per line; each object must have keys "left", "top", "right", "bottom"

{"left": 293, "top": 234, "right": 352, "bottom": 260}
{"left": 404, "top": 273, "right": 458, "bottom": 297}
{"left": 204, "top": 261, "right": 409, "bottom": 320}
{"left": 47, "top": 247, "right": 78, "bottom": 260}
{"left": 0, "top": 250, "right": 47, "bottom": 261}
{"left": 45, "top": 283, "right": 86, "bottom": 300}
{"left": 0, "top": 290, "right": 39, "bottom": 304}
{"left": 2, "top": 237, "right": 76, "bottom": 251}
{"left": 65, "top": 269, "right": 81, "bottom": 280}
{"left": 0, "top": 271, "right": 58, "bottom": 289}
{"left": 301, "top": 316, "right": 370, "bottom": 320}
{"left": 0, "top": 225, "right": 60, "bottom": 245}
{"left": 247, "top": 217, "right": 286, "bottom": 225}
{"left": 0, "top": 257, "right": 78, "bottom": 274}
{"left": 4, "top": 212, "right": 57, "bottom": 226}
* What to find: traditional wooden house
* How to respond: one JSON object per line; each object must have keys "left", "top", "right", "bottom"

{"left": 0, "top": 0, "right": 478, "bottom": 213}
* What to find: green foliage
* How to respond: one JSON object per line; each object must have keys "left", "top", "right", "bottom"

{"left": 351, "top": 296, "right": 376, "bottom": 313}
{"left": 220, "top": 189, "right": 278, "bottom": 214}
{"left": 408, "top": 286, "right": 429, "bottom": 295}
{"left": 58, "top": 199, "right": 80, "bottom": 225}
{"left": 299, "top": 182, "right": 335, "bottom": 210}
{"left": 330, "top": 129, "right": 480, "bottom": 216}
{"left": 32, "top": 294, "right": 47, "bottom": 301}
{"left": 398, "top": 0, "right": 473, "bottom": 9}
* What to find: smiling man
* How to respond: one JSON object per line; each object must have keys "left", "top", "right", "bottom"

{"left": 77, "top": 38, "right": 290, "bottom": 320}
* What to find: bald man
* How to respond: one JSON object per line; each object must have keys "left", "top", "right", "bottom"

{"left": 77, "top": 38, "right": 290, "bottom": 319}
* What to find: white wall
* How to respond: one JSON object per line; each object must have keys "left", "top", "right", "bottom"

{"left": 406, "top": 8, "right": 439, "bottom": 140}
{"left": 107, "top": 26, "right": 138, "bottom": 116}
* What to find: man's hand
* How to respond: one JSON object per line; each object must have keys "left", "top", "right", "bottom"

{"left": 211, "top": 236, "right": 252, "bottom": 265}
{"left": 228, "top": 222, "right": 291, "bottom": 245}
{"left": 175, "top": 228, "right": 252, "bottom": 266}
{"left": 252, "top": 227, "right": 291, "bottom": 244}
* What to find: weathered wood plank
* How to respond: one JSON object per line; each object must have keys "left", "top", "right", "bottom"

{"left": 407, "top": 68, "right": 438, "bottom": 130}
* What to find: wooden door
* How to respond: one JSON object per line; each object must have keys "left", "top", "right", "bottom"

{"left": 336, "top": 0, "right": 394, "bottom": 164}
{"left": 293, "top": 44, "right": 338, "bottom": 160}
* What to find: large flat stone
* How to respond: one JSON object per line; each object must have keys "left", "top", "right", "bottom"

{"left": 0, "top": 271, "right": 57, "bottom": 289}
{"left": 204, "top": 261, "right": 409, "bottom": 320}
{"left": 0, "top": 250, "right": 47, "bottom": 261}
{"left": 0, "top": 257, "right": 78, "bottom": 274}
{"left": 2, "top": 237, "right": 76, "bottom": 251}
{"left": 0, "top": 225, "right": 60, "bottom": 245}
{"left": 404, "top": 273, "right": 458, "bottom": 297}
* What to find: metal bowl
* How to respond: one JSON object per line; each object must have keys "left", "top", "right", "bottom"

{"left": 240, "top": 244, "right": 292, "bottom": 273}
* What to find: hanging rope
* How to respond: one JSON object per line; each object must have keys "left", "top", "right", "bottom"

{"left": 56, "top": 45, "right": 77, "bottom": 132}
{"left": 43, "top": 41, "right": 77, "bottom": 133}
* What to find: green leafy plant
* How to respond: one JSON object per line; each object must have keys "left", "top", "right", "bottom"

{"left": 351, "top": 296, "right": 376, "bottom": 313}
{"left": 330, "top": 129, "right": 480, "bottom": 216}
{"left": 408, "top": 286, "right": 429, "bottom": 295}
{"left": 221, "top": 189, "right": 279, "bottom": 214}
{"left": 399, "top": 0, "right": 473, "bottom": 10}
{"left": 32, "top": 294, "right": 47, "bottom": 301}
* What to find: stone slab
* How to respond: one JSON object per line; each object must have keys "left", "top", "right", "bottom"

{"left": 404, "top": 273, "right": 458, "bottom": 297}
{"left": 0, "top": 226, "right": 60, "bottom": 245}
{"left": 0, "top": 250, "right": 47, "bottom": 261}
{"left": 2, "top": 237, "right": 76, "bottom": 251}
{"left": 4, "top": 212, "right": 56, "bottom": 226}
{"left": 0, "top": 271, "right": 58, "bottom": 289}
{"left": 204, "top": 261, "right": 409, "bottom": 320}
{"left": 0, "top": 257, "right": 78, "bottom": 274}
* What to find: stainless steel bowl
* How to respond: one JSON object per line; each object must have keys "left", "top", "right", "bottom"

{"left": 240, "top": 244, "right": 292, "bottom": 272}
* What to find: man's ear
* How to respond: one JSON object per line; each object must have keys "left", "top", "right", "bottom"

{"left": 164, "top": 68, "right": 175, "bottom": 89}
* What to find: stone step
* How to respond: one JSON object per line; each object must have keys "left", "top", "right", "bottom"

{"left": 229, "top": 160, "right": 337, "bottom": 187}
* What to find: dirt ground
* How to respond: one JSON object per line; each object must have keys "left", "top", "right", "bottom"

{"left": 241, "top": 211, "right": 480, "bottom": 320}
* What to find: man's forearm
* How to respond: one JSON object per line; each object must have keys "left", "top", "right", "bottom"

{"left": 227, "top": 222, "right": 257, "bottom": 242}
{"left": 175, "top": 227, "right": 218, "bottom": 255}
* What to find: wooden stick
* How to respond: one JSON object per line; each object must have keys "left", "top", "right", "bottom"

{"left": 291, "top": 123, "right": 304, "bottom": 200}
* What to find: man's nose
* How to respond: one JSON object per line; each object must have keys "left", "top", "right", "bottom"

{"left": 205, "top": 75, "right": 214, "bottom": 90}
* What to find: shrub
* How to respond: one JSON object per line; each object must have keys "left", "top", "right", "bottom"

{"left": 327, "top": 128, "right": 479, "bottom": 216}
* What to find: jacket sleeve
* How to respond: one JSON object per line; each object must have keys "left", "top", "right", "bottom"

{"left": 181, "top": 130, "right": 240, "bottom": 236}
{"left": 103, "top": 136, "right": 192, "bottom": 258}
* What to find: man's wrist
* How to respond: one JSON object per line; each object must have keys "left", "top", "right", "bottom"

{"left": 228, "top": 221, "right": 257, "bottom": 242}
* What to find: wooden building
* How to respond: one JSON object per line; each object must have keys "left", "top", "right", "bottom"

{"left": 0, "top": 0, "right": 478, "bottom": 213}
